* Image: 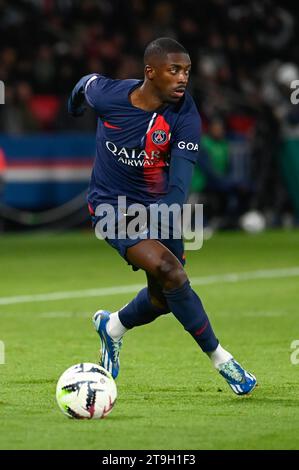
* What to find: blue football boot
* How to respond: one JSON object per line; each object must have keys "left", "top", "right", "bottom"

{"left": 93, "top": 310, "right": 122, "bottom": 379}
{"left": 218, "top": 358, "right": 257, "bottom": 395}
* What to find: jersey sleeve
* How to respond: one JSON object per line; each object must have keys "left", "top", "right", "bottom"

{"left": 159, "top": 155, "right": 194, "bottom": 207}
{"left": 84, "top": 74, "right": 116, "bottom": 115}
{"left": 171, "top": 101, "right": 201, "bottom": 163}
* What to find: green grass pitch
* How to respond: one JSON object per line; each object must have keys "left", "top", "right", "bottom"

{"left": 0, "top": 230, "right": 298, "bottom": 450}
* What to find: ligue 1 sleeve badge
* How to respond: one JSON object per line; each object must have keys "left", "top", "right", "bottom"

{"left": 152, "top": 129, "right": 168, "bottom": 145}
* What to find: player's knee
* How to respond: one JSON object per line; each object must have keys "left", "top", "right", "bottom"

{"left": 156, "top": 256, "right": 187, "bottom": 290}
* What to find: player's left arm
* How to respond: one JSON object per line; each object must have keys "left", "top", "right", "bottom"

{"left": 160, "top": 105, "right": 201, "bottom": 208}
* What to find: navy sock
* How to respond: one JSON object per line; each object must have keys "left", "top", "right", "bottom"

{"left": 163, "top": 280, "right": 219, "bottom": 352}
{"left": 118, "top": 287, "right": 170, "bottom": 329}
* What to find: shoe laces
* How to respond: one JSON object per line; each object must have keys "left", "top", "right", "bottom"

{"left": 220, "top": 360, "right": 243, "bottom": 383}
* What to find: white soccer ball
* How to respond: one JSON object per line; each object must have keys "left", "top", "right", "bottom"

{"left": 56, "top": 363, "right": 117, "bottom": 419}
{"left": 239, "top": 210, "right": 266, "bottom": 234}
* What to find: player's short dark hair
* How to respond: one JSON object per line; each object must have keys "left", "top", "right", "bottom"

{"left": 144, "top": 37, "right": 188, "bottom": 64}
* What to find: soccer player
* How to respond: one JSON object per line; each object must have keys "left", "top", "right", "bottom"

{"left": 68, "top": 38, "right": 257, "bottom": 395}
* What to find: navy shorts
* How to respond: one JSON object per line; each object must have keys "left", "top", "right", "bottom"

{"left": 91, "top": 213, "right": 186, "bottom": 270}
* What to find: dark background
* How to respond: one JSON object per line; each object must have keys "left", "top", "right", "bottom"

{"left": 0, "top": 0, "right": 299, "bottom": 231}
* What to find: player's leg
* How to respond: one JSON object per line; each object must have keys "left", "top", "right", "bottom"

{"left": 146, "top": 270, "right": 234, "bottom": 371}
{"left": 92, "top": 240, "right": 172, "bottom": 379}
{"left": 92, "top": 211, "right": 171, "bottom": 376}
{"left": 115, "top": 273, "right": 170, "bottom": 330}
{"left": 125, "top": 239, "right": 219, "bottom": 352}
{"left": 96, "top": 272, "right": 169, "bottom": 337}
{"left": 95, "top": 239, "right": 256, "bottom": 394}
{"left": 93, "top": 239, "right": 194, "bottom": 378}
{"left": 96, "top": 239, "right": 219, "bottom": 359}
{"left": 93, "top": 273, "right": 171, "bottom": 379}
{"left": 146, "top": 272, "right": 168, "bottom": 310}
{"left": 105, "top": 238, "right": 185, "bottom": 334}
{"left": 126, "top": 240, "right": 256, "bottom": 394}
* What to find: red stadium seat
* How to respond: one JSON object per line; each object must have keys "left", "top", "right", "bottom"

{"left": 28, "top": 95, "right": 61, "bottom": 127}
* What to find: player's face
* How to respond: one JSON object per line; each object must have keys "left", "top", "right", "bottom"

{"left": 151, "top": 53, "right": 192, "bottom": 103}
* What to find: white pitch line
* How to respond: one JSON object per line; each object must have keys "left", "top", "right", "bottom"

{"left": 0, "top": 266, "right": 299, "bottom": 306}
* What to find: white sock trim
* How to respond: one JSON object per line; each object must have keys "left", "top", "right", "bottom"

{"left": 106, "top": 311, "right": 128, "bottom": 339}
{"left": 206, "top": 344, "right": 233, "bottom": 369}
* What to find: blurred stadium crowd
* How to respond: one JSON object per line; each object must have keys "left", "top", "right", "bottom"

{"left": 0, "top": 0, "right": 299, "bottom": 228}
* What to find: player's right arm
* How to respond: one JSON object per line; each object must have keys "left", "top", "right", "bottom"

{"left": 68, "top": 74, "right": 98, "bottom": 116}
{"left": 68, "top": 74, "right": 114, "bottom": 117}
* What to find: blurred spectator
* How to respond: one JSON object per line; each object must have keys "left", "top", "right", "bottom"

{"left": 0, "top": 82, "right": 40, "bottom": 133}
{"left": 0, "top": 0, "right": 297, "bottom": 224}
{"left": 190, "top": 117, "right": 252, "bottom": 228}
{"left": 0, "top": 0, "right": 297, "bottom": 134}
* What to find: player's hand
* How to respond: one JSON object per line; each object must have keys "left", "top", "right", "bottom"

{"left": 67, "top": 97, "right": 86, "bottom": 117}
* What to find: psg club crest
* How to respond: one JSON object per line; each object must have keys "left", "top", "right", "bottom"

{"left": 152, "top": 129, "right": 168, "bottom": 145}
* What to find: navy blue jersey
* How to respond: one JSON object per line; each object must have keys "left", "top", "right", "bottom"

{"left": 84, "top": 75, "right": 201, "bottom": 210}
